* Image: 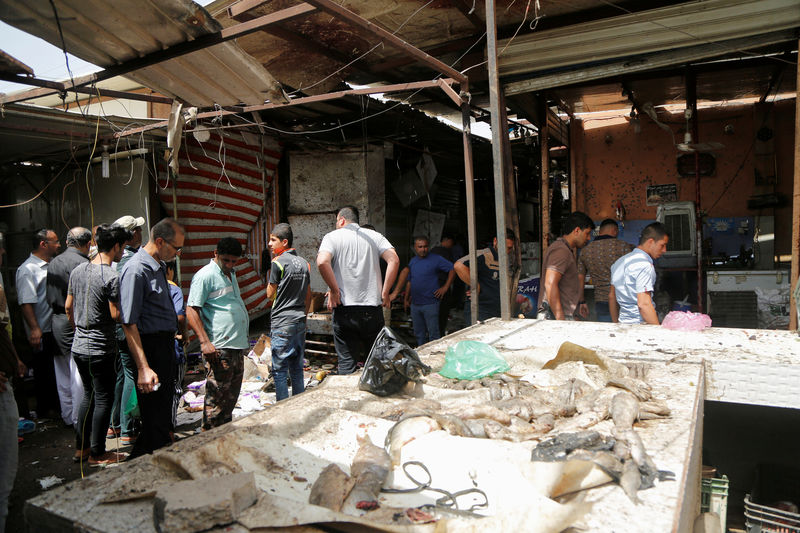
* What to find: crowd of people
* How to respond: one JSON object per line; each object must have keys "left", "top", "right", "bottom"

{"left": 0, "top": 203, "right": 671, "bottom": 530}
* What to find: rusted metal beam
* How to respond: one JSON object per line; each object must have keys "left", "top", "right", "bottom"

{"left": 302, "top": 0, "right": 467, "bottom": 83}
{"left": 686, "top": 68, "right": 704, "bottom": 314}
{"left": 540, "top": 97, "right": 551, "bottom": 253}
{"left": 0, "top": 4, "right": 315, "bottom": 105}
{"left": 228, "top": 0, "right": 271, "bottom": 18}
{"left": 0, "top": 73, "right": 173, "bottom": 104}
{"left": 115, "top": 79, "right": 454, "bottom": 138}
{"left": 790, "top": 37, "right": 800, "bottom": 330}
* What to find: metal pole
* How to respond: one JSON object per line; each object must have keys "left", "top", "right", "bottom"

{"left": 485, "top": 0, "right": 512, "bottom": 320}
{"left": 790, "top": 39, "right": 800, "bottom": 330}
{"left": 461, "top": 83, "right": 479, "bottom": 325}
{"left": 540, "top": 99, "right": 551, "bottom": 254}
{"left": 687, "top": 69, "right": 703, "bottom": 313}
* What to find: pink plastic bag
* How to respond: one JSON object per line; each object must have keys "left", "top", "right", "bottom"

{"left": 661, "top": 311, "right": 712, "bottom": 331}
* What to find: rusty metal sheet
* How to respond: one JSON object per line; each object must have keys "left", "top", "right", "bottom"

{"left": 0, "top": 0, "right": 283, "bottom": 106}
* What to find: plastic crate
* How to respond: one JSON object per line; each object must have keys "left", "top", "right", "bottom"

{"left": 744, "top": 495, "right": 800, "bottom": 533}
{"left": 701, "top": 475, "right": 729, "bottom": 533}
{"left": 745, "top": 464, "right": 800, "bottom": 533}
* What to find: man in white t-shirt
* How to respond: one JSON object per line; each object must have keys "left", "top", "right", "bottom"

{"left": 609, "top": 222, "right": 669, "bottom": 325}
{"left": 316, "top": 206, "right": 399, "bottom": 374}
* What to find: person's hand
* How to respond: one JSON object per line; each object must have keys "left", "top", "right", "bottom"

{"left": 389, "top": 291, "right": 399, "bottom": 302}
{"left": 137, "top": 366, "right": 159, "bottom": 394}
{"left": 578, "top": 302, "right": 589, "bottom": 318}
{"left": 433, "top": 286, "right": 448, "bottom": 299}
{"left": 328, "top": 288, "right": 341, "bottom": 310}
{"left": 28, "top": 326, "right": 42, "bottom": 350}
{"left": 0, "top": 371, "right": 7, "bottom": 393}
{"left": 16, "top": 359, "right": 26, "bottom": 378}
{"left": 201, "top": 340, "right": 219, "bottom": 362}
{"left": 381, "top": 290, "right": 392, "bottom": 309}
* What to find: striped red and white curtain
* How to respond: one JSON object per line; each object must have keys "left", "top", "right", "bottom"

{"left": 158, "top": 131, "right": 282, "bottom": 319}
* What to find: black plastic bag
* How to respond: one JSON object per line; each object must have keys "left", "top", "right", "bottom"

{"left": 358, "top": 326, "right": 431, "bottom": 397}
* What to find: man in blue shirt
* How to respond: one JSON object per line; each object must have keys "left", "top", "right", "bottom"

{"left": 609, "top": 222, "right": 669, "bottom": 325}
{"left": 119, "top": 218, "right": 183, "bottom": 457}
{"left": 403, "top": 236, "right": 454, "bottom": 345}
{"left": 186, "top": 237, "right": 249, "bottom": 429}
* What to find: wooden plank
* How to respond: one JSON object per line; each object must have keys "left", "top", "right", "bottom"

{"left": 302, "top": 0, "right": 467, "bottom": 83}
{"left": 791, "top": 38, "right": 800, "bottom": 331}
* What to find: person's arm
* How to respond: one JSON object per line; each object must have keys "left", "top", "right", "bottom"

{"left": 389, "top": 267, "right": 409, "bottom": 301}
{"left": 577, "top": 274, "right": 588, "bottom": 318}
{"left": 380, "top": 248, "right": 400, "bottom": 308}
{"left": 0, "top": 326, "right": 25, "bottom": 379}
{"left": 637, "top": 292, "right": 659, "bottom": 325}
{"left": 434, "top": 269, "right": 456, "bottom": 299}
{"left": 305, "top": 286, "right": 312, "bottom": 314}
{"left": 403, "top": 281, "right": 411, "bottom": 311}
{"left": 186, "top": 306, "right": 218, "bottom": 361}
{"left": 543, "top": 268, "right": 565, "bottom": 320}
{"left": 65, "top": 293, "right": 75, "bottom": 328}
{"left": 609, "top": 285, "right": 620, "bottom": 323}
{"left": 121, "top": 323, "right": 159, "bottom": 393}
{"left": 19, "top": 304, "right": 42, "bottom": 349}
{"left": 266, "top": 283, "right": 277, "bottom": 301}
{"left": 316, "top": 250, "right": 341, "bottom": 309}
{"left": 453, "top": 261, "right": 470, "bottom": 285}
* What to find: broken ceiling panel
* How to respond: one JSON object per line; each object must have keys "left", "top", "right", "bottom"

{"left": 0, "top": 0, "right": 284, "bottom": 106}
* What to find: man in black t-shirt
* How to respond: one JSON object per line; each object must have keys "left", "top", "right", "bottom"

{"left": 454, "top": 230, "right": 515, "bottom": 323}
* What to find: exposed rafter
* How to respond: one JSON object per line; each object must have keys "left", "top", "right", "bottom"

{"left": 0, "top": 73, "right": 173, "bottom": 104}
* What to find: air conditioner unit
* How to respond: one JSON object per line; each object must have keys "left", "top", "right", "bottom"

{"left": 656, "top": 201, "right": 696, "bottom": 267}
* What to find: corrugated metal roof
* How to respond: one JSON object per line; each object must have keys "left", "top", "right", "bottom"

{"left": 0, "top": 0, "right": 284, "bottom": 106}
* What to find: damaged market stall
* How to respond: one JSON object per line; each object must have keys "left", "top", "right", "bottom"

{"left": 27, "top": 314, "right": 800, "bottom": 532}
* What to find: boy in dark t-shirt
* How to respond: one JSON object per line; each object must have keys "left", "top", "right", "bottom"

{"left": 267, "top": 223, "right": 311, "bottom": 401}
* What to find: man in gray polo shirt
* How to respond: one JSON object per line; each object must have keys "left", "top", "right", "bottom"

{"left": 119, "top": 218, "right": 184, "bottom": 457}
{"left": 317, "top": 206, "right": 399, "bottom": 375}
{"left": 46, "top": 226, "right": 91, "bottom": 427}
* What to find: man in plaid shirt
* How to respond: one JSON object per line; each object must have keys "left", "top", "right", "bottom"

{"left": 578, "top": 219, "right": 633, "bottom": 322}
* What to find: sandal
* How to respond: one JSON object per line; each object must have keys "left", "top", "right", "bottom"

{"left": 89, "top": 451, "right": 128, "bottom": 466}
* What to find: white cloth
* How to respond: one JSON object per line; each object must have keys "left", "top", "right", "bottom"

{"left": 0, "top": 384, "right": 19, "bottom": 532}
{"left": 318, "top": 223, "right": 393, "bottom": 306}
{"left": 610, "top": 248, "right": 656, "bottom": 324}
{"left": 52, "top": 354, "right": 83, "bottom": 426}
{"left": 15, "top": 254, "right": 52, "bottom": 333}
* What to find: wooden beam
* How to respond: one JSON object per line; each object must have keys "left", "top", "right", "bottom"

{"left": 302, "top": 0, "right": 467, "bottom": 83}
{"left": 0, "top": 73, "right": 173, "bottom": 104}
{"left": 228, "top": 0, "right": 270, "bottom": 18}
{"left": 448, "top": 0, "right": 483, "bottom": 30}
{"left": 0, "top": 4, "right": 315, "bottom": 105}
{"left": 540, "top": 97, "right": 551, "bottom": 252}
{"left": 461, "top": 81, "right": 479, "bottom": 325}
{"left": 115, "top": 79, "right": 453, "bottom": 138}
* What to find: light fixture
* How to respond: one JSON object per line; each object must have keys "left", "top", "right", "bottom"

{"left": 101, "top": 145, "right": 110, "bottom": 178}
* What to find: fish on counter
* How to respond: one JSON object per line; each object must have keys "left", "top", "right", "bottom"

{"left": 345, "top": 435, "right": 392, "bottom": 510}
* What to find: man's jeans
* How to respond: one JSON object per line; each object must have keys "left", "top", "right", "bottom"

{"left": 0, "top": 384, "right": 19, "bottom": 532}
{"left": 410, "top": 302, "right": 440, "bottom": 346}
{"left": 331, "top": 306, "right": 384, "bottom": 375}
{"left": 271, "top": 322, "right": 306, "bottom": 401}
{"left": 595, "top": 301, "right": 612, "bottom": 322}
{"left": 118, "top": 338, "right": 138, "bottom": 437}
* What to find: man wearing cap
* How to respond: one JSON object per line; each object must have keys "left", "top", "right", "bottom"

{"left": 119, "top": 218, "right": 184, "bottom": 457}
{"left": 111, "top": 214, "right": 144, "bottom": 443}
{"left": 114, "top": 215, "right": 145, "bottom": 270}
{"left": 46, "top": 226, "right": 91, "bottom": 427}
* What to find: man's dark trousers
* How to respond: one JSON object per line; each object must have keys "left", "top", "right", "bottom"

{"left": 331, "top": 306, "right": 384, "bottom": 375}
{"left": 129, "top": 332, "right": 175, "bottom": 458}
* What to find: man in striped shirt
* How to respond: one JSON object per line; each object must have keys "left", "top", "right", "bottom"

{"left": 609, "top": 222, "right": 670, "bottom": 325}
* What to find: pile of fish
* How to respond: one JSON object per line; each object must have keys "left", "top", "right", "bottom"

{"left": 308, "top": 342, "right": 675, "bottom": 519}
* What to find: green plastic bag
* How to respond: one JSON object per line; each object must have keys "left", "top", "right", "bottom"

{"left": 124, "top": 388, "right": 140, "bottom": 419}
{"left": 439, "top": 340, "right": 510, "bottom": 380}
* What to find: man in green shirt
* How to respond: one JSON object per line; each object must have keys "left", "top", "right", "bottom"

{"left": 186, "top": 237, "right": 249, "bottom": 429}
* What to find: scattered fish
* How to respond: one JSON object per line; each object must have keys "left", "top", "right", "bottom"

{"left": 345, "top": 435, "right": 392, "bottom": 511}
{"left": 385, "top": 415, "right": 441, "bottom": 466}
{"left": 309, "top": 464, "right": 354, "bottom": 512}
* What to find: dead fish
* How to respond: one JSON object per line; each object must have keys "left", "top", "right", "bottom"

{"left": 345, "top": 435, "right": 392, "bottom": 511}
{"left": 567, "top": 449, "right": 624, "bottom": 483}
{"left": 489, "top": 381, "right": 504, "bottom": 401}
{"left": 607, "top": 376, "right": 652, "bottom": 402}
{"left": 531, "top": 413, "right": 556, "bottom": 434}
{"left": 483, "top": 420, "right": 540, "bottom": 443}
{"left": 465, "top": 380, "right": 482, "bottom": 390}
{"left": 448, "top": 404, "right": 511, "bottom": 425}
{"left": 551, "top": 410, "right": 603, "bottom": 433}
{"left": 463, "top": 418, "right": 490, "bottom": 438}
{"left": 381, "top": 399, "right": 442, "bottom": 421}
{"left": 531, "top": 431, "right": 615, "bottom": 462}
{"left": 509, "top": 415, "right": 536, "bottom": 434}
{"left": 309, "top": 463, "right": 354, "bottom": 512}
{"left": 619, "top": 458, "right": 642, "bottom": 503}
{"left": 430, "top": 413, "right": 473, "bottom": 438}
{"left": 639, "top": 399, "right": 671, "bottom": 419}
{"left": 610, "top": 391, "right": 640, "bottom": 431}
{"left": 554, "top": 378, "right": 594, "bottom": 405}
{"left": 385, "top": 415, "right": 441, "bottom": 466}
